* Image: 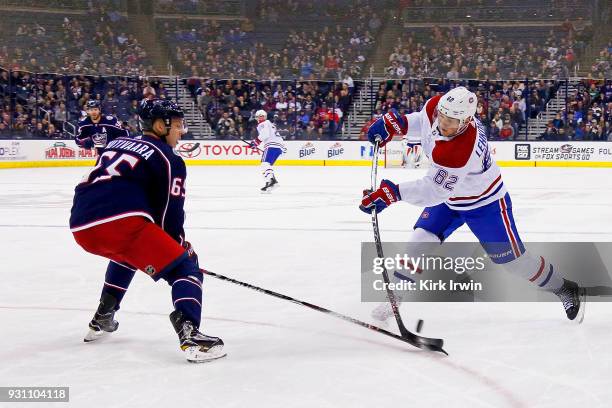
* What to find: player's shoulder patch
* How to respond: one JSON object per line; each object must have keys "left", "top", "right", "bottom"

{"left": 432, "top": 124, "right": 477, "bottom": 168}
{"left": 105, "top": 116, "right": 120, "bottom": 125}
{"left": 424, "top": 95, "right": 442, "bottom": 125}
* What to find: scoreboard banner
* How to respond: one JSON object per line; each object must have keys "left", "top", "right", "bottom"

{"left": 1, "top": 139, "right": 611, "bottom": 168}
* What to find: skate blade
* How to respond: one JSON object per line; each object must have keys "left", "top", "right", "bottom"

{"left": 260, "top": 183, "right": 279, "bottom": 194}
{"left": 184, "top": 345, "right": 227, "bottom": 363}
{"left": 84, "top": 329, "right": 108, "bottom": 343}
{"left": 575, "top": 289, "right": 587, "bottom": 324}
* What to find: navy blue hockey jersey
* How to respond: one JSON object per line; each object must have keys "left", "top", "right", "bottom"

{"left": 69, "top": 136, "right": 187, "bottom": 243}
{"left": 75, "top": 115, "right": 130, "bottom": 154}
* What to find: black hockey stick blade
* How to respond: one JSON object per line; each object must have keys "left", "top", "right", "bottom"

{"left": 201, "top": 268, "right": 447, "bottom": 354}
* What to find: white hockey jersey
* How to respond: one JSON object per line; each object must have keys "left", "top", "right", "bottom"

{"left": 398, "top": 95, "right": 506, "bottom": 211}
{"left": 256, "top": 120, "right": 286, "bottom": 152}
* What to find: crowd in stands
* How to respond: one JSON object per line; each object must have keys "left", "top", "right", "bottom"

{"left": 154, "top": 0, "right": 242, "bottom": 15}
{"left": 371, "top": 79, "right": 541, "bottom": 140}
{"left": 0, "top": 0, "right": 609, "bottom": 141}
{"left": 186, "top": 77, "right": 355, "bottom": 140}
{"left": 385, "top": 24, "right": 586, "bottom": 80}
{"left": 1, "top": 1, "right": 151, "bottom": 76}
{"left": 1, "top": 70, "right": 610, "bottom": 141}
{"left": 371, "top": 78, "right": 611, "bottom": 141}
{"left": 538, "top": 79, "right": 612, "bottom": 140}
{"left": 161, "top": 0, "right": 382, "bottom": 79}
{"left": 0, "top": 70, "right": 166, "bottom": 138}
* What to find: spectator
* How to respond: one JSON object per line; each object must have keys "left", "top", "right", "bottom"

{"left": 216, "top": 111, "right": 237, "bottom": 139}
{"left": 541, "top": 123, "right": 558, "bottom": 140}
{"left": 488, "top": 121, "right": 500, "bottom": 140}
{"left": 552, "top": 112, "right": 564, "bottom": 129}
{"left": 500, "top": 121, "right": 515, "bottom": 140}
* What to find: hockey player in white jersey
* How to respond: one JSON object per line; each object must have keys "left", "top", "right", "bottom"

{"left": 249, "top": 110, "right": 287, "bottom": 192}
{"left": 360, "top": 87, "right": 585, "bottom": 323}
{"left": 401, "top": 131, "right": 424, "bottom": 168}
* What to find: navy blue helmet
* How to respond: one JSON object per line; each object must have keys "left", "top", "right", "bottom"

{"left": 86, "top": 100, "right": 101, "bottom": 110}
{"left": 138, "top": 99, "right": 184, "bottom": 131}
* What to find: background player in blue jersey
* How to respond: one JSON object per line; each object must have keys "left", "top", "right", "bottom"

{"left": 75, "top": 100, "right": 129, "bottom": 154}
{"left": 75, "top": 100, "right": 135, "bottom": 336}
{"left": 70, "top": 99, "right": 225, "bottom": 363}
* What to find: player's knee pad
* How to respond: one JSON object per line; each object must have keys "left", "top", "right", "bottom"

{"left": 398, "top": 228, "right": 442, "bottom": 279}
{"left": 164, "top": 257, "right": 202, "bottom": 287}
{"left": 408, "top": 228, "right": 441, "bottom": 243}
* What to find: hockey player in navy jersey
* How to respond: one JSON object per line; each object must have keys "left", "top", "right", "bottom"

{"left": 361, "top": 87, "right": 585, "bottom": 323}
{"left": 70, "top": 99, "right": 225, "bottom": 363}
{"left": 75, "top": 100, "right": 129, "bottom": 154}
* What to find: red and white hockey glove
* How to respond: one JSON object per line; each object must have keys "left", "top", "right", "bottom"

{"left": 367, "top": 109, "right": 408, "bottom": 147}
{"left": 248, "top": 138, "right": 261, "bottom": 149}
{"left": 359, "top": 179, "right": 401, "bottom": 214}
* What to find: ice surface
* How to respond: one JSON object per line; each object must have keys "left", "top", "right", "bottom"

{"left": 0, "top": 166, "right": 611, "bottom": 408}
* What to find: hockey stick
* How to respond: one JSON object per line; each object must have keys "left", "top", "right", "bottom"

{"left": 368, "top": 139, "right": 446, "bottom": 354}
{"left": 238, "top": 137, "right": 263, "bottom": 153}
{"left": 201, "top": 268, "right": 446, "bottom": 353}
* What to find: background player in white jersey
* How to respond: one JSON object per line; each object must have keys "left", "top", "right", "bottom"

{"left": 360, "top": 87, "right": 585, "bottom": 323}
{"left": 249, "top": 109, "right": 287, "bottom": 192}
{"left": 401, "top": 130, "right": 424, "bottom": 168}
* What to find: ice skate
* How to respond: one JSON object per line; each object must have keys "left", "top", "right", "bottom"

{"left": 84, "top": 293, "right": 119, "bottom": 342}
{"left": 553, "top": 279, "right": 586, "bottom": 323}
{"left": 260, "top": 176, "right": 278, "bottom": 193}
{"left": 170, "top": 310, "right": 226, "bottom": 363}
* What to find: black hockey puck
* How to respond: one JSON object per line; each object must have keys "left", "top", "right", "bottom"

{"left": 416, "top": 319, "right": 424, "bottom": 333}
